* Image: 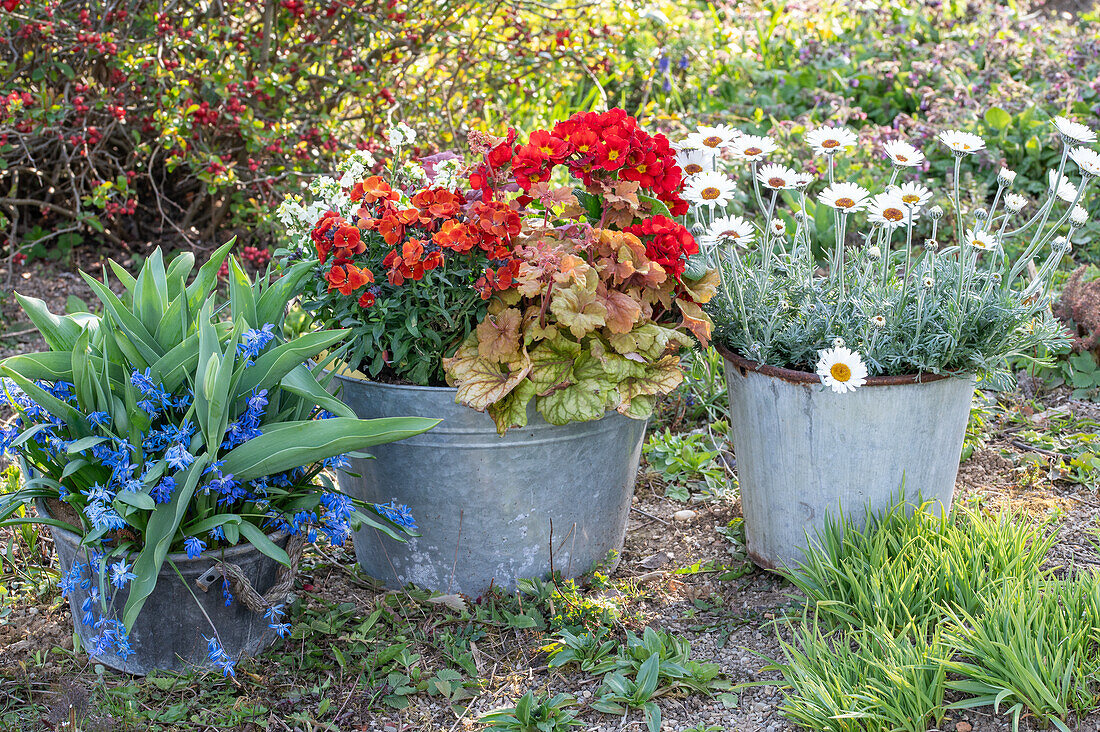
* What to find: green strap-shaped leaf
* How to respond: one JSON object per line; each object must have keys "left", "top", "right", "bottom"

{"left": 134, "top": 248, "right": 169, "bottom": 337}
{"left": 0, "top": 369, "right": 89, "bottom": 438}
{"left": 123, "top": 454, "right": 210, "bottom": 630}
{"left": 108, "top": 259, "right": 137, "bottom": 293}
{"left": 0, "top": 352, "right": 74, "bottom": 382}
{"left": 237, "top": 521, "right": 291, "bottom": 567}
{"left": 164, "top": 251, "right": 195, "bottom": 300}
{"left": 13, "top": 293, "right": 90, "bottom": 352}
{"left": 234, "top": 329, "right": 349, "bottom": 399}
{"left": 227, "top": 258, "right": 258, "bottom": 326}
{"left": 186, "top": 239, "right": 235, "bottom": 316}
{"left": 220, "top": 417, "right": 439, "bottom": 482}
{"left": 278, "top": 363, "right": 357, "bottom": 418}
{"left": 80, "top": 273, "right": 162, "bottom": 364}
{"left": 256, "top": 260, "right": 312, "bottom": 327}
{"left": 149, "top": 333, "right": 201, "bottom": 393}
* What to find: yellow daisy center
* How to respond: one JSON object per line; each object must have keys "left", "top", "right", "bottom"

{"left": 895, "top": 154, "right": 909, "bottom": 162}
{"left": 830, "top": 363, "right": 852, "bottom": 382}
{"left": 835, "top": 197, "right": 855, "bottom": 208}
{"left": 685, "top": 163, "right": 702, "bottom": 175}
{"left": 901, "top": 194, "right": 919, "bottom": 204}
{"left": 883, "top": 207, "right": 904, "bottom": 221}
{"left": 822, "top": 139, "right": 840, "bottom": 148}
{"left": 744, "top": 146, "right": 762, "bottom": 156}
{"left": 703, "top": 135, "right": 722, "bottom": 147}
{"left": 700, "top": 187, "right": 721, "bottom": 200}
{"left": 768, "top": 177, "right": 785, "bottom": 187}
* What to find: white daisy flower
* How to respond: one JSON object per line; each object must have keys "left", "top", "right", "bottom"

{"left": 965, "top": 228, "right": 1000, "bottom": 251}
{"left": 1003, "top": 193, "right": 1027, "bottom": 213}
{"left": 769, "top": 218, "right": 786, "bottom": 236}
{"left": 1053, "top": 115, "right": 1096, "bottom": 145}
{"left": 701, "top": 215, "right": 755, "bottom": 248}
{"left": 816, "top": 346, "right": 869, "bottom": 394}
{"left": 1048, "top": 170, "right": 1079, "bottom": 203}
{"left": 1070, "top": 205, "right": 1089, "bottom": 226}
{"left": 685, "top": 124, "right": 741, "bottom": 151}
{"left": 870, "top": 315, "right": 886, "bottom": 328}
{"left": 684, "top": 171, "right": 736, "bottom": 207}
{"left": 676, "top": 148, "right": 713, "bottom": 177}
{"left": 922, "top": 275, "right": 934, "bottom": 289}
{"left": 938, "top": 129, "right": 986, "bottom": 155}
{"left": 792, "top": 172, "right": 815, "bottom": 188}
{"left": 1069, "top": 146, "right": 1100, "bottom": 178}
{"left": 817, "top": 182, "right": 871, "bottom": 213}
{"left": 730, "top": 134, "right": 778, "bottom": 162}
{"left": 997, "top": 168, "right": 1016, "bottom": 186}
{"left": 888, "top": 182, "right": 932, "bottom": 209}
{"left": 867, "top": 193, "right": 915, "bottom": 228}
{"left": 757, "top": 163, "right": 800, "bottom": 190}
{"left": 882, "top": 140, "right": 925, "bottom": 167}
{"left": 805, "top": 126, "right": 858, "bottom": 156}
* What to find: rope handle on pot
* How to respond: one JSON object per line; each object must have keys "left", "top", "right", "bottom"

{"left": 195, "top": 535, "right": 307, "bottom": 614}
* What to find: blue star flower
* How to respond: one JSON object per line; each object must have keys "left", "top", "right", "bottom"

{"left": 184, "top": 536, "right": 206, "bottom": 559}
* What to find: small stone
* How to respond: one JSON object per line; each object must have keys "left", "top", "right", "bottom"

{"left": 673, "top": 509, "right": 696, "bottom": 521}
{"left": 956, "top": 723, "right": 973, "bottom": 732}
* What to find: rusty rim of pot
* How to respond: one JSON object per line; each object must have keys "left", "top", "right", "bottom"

{"left": 715, "top": 343, "right": 957, "bottom": 387}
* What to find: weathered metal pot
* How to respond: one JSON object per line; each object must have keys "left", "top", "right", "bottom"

{"left": 44, "top": 501, "right": 286, "bottom": 675}
{"left": 331, "top": 374, "right": 647, "bottom": 596}
{"left": 717, "top": 345, "right": 976, "bottom": 570}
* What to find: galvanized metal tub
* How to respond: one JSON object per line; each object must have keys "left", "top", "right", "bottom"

{"left": 331, "top": 374, "right": 647, "bottom": 596}
{"left": 717, "top": 346, "right": 976, "bottom": 570}
{"left": 45, "top": 501, "right": 285, "bottom": 675}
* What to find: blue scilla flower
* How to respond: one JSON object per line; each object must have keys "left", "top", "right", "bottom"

{"left": 86, "top": 411, "right": 111, "bottom": 429}
{"left": 246, "top": 388, "right": 268, "bottom": 414}
{"left": 269, "top": 621, "right": 291, "bottom": 639}
{"left": 80, "top": 596, "right": 95, "bottom": 626}
{"left": 209, "top": 526, "right": 226, "bottom": 542}
{"left": 678, "top": 53, "right": 688, "bottom": 70}
{"left": 203, "top": 460, "right": 226, "bottom": 476}
{"left": 320, "top": 492, "right": 354, "bottom": 520}
{"left": 374, "top": 501, "right": 417, "bottom": 531}
{"left": 238, "top": 324, "right": 276, "bottom": 364}
{"left": 222, "top": 577, "right": 234, "bottom": 607}
{"left": 263, "top": 604, "right": 285, "bottom": 621}
{"left": 59, "top": 561, "right": 85, "bottom": 596}
{"left": 657, "top": 54, "right": 670, "bottom": 73}
{"left": 0, "top": 425, "right": 18, "bottom": 456}
{"left": 204, "top": 635, "right": 237, "bottom": 677}
{"left": 130, "top": 368, "right": 156, "bottom": 393}
{"left": 322, "top": 454, "right": 350, "bottom": 471}
{"left": 151, "top": 476, "right": 176, "bottom": 503}
{"left": 315, "top": 409, "right": 336, "bottom": 420}
{"left": 184, "top": 536, "right": 206, "bottom": 559}
{"left": 165, "top": 444, "right": 195, "bottom": 472}
{"left": 84, "top": 501, "right": 126, "bottom": 532}
{"left": 173, "top": 390, "right": 193, "bottom": 411}
{"left": 109, "top": 559, "right": 137, "bottom": 589}
{"left": 115, "top": 631, "right": 136, "bottom": 659}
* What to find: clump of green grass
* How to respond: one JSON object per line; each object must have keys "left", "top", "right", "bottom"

{"left": 782, "top": 498, "right": 1056, "bottom": 633}
{"left": 769, "top": 498, "right": 1099, "bottom": 732}
{"left": 771, "top": 621, "right": 948, "bottom": 732}
{"left": 942, "top": 574, "right": 1100, "bottom": 732}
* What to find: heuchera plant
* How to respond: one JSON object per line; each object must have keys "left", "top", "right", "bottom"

{"left": 444, "top": 110, "right": 719, "bottom": 433}
{"left": 0, "top": 244, "right": 435, "bottom": 672}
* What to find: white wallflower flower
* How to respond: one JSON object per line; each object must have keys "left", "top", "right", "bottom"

{"left": 730, "top": 134, "right": 778, "bottom": 162}
{"left": 432, "top": 158, "right": 466, "bottom": 188}
{"left": 818, "top": 182, "right": 871, "bottom": 212}
{"left": 882, "top": 140, "right": 925, "bottom": 167}
{"left": 938, "top": 129, "right": 986, "bottom": 155}
{"left": 677, "top": 148, "right": 713, "bottom": 177}
{"left": 1053, "top": 116, "right": 1096, "bottom": 145}
{"left": 867, "top": 193, "right": 915, "bottom": 228}
{"left": 816, "top": 346, "right": 868, "bottom": 394}
{"left": 888, "top": 182, "right": 932, "bottom": 209}
{"left": 965, "top": 229, "right": 1001, "bottom": 251}
{"left": 1048, "top": 170, "right": 1079, "bottom": 203}
{"left": 684, "top": 171, "right": 736, "bottom": 207}
{"left": 756, "top": 163, "right": 800, "bottom": 190}
{"left": 1004, "top": 193, "right": 1027, "bottom": 213}
{"left": 387, "top": 122, "right": 417, "bottom": 148}
{"left": 701, "top": 215, "right": 755, "bottom": 248}
{"left": 1069, "top": 146, "right": 1100, "bottom": 178}
{"left": 805, "top": 126, "right": 858, "bottom": 156}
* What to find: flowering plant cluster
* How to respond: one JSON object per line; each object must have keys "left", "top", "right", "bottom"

{"left": 0, "top": 243, "right": 435, "bottom": 672}
{"left": 678, "top": 116, "right": 1087, "bottom": 391}
{"left": 281, "top": 111, "right": 718, "bottom": 433}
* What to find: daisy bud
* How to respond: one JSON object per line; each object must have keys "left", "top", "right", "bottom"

{"left": 770, "top": 218, "right": 786, "bottom": 236}
{"left": 867, "top": 245, "right": 881, "bottom": 260}
{"left": 927, "top": 205, "right": 944, "bottom": 221}
{"left": 1070, "top": 205, "right": 1088, "bottom": 227}
{"left": 832, "top": 337, "right": 845, "bottom": 349}
{"left": 870, "top": 314, "right": 886, "bottom": 328}
{"left": 974, "top": 208, "right": 987, "bottom": 221}
{"left": 1052, "top": 236, "right": 1071, "bottom": 253}
{"left": 997, "top": 167, "right": 1016, "bottom": 186}
{"left": 991, "top": 273, "right": 1002, "bottom": 284}
{"left": 924, "top": 238, "right": 939, "bottom": 252}
{"left": 922, "top": 276, "right": 934, "bottom": 289}
{"left": 805, "top": 302, "right": 818, "bottom": 313}
{"left": 691, "top": 223, "right": 707, "bottom": 235}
